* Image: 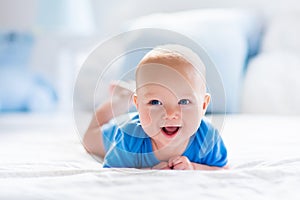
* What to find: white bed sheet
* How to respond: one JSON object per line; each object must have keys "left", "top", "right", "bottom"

{"left": 0, "top": 113, "right": 300, "bottom": 200}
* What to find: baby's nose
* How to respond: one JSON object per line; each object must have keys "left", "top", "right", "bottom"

{"left": 163, "top": 106, "right": 180, "bottom": 120}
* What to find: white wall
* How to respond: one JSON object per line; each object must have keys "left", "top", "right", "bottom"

{"left": 0, "top": 0, "right": 37, "bottom": 30}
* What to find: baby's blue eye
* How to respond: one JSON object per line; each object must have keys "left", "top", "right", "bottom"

{"left": 149, "top": 100, "right": 162, "bottom": 105}
{"left": 178, "top": 99, "right": 190, "bottom": 105}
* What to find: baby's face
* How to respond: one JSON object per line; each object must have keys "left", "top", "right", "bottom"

{"left": 134, "top": 59, "right": 210, "bottom": 148}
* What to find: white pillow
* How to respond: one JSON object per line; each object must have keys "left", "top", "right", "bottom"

{"left": 125, "top": 9, "right": 264, "bottom": 57}
{"left": 262, "top": 12, "right": 300, "bottom": 52}
{"left": 241, "top": 51, "right": 300, "bottom": 114}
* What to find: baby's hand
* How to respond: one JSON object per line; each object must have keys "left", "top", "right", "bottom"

{"left": 152, "top": 161, "right": 172, "bottom": 170}
{"left": 168, "top": 156, "right": 194, "bottom": 170}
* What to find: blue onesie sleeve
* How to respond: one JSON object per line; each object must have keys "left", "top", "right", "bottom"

{"left": 197, "top": 120, "right": 228, "bottom": 167}
{"left": 201, "top": 130, "right": 228, "bottom": 167}
{"left": 100, "top": 115, "right": 158, "bottom": 168}
{"left": 101, "top": 121, "right": 137, "bottom": 168}
{"left": 183, "top": 119, "right": 228, "bottom": 167}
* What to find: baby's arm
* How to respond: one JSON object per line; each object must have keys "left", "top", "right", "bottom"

{"left": 151, "top": 162, "right": 172, "bottom": 170}
{"left": 192, "top": 162, "right": 229, "bottom": 170}
{"left": 168, "top": 156, "right": 229, "bottom": 170}
{"left": 83, "top": 80, "right": 135, "bottom": 158}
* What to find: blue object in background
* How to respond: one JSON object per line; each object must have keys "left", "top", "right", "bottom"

{"left": 0, "top": 32, "right": 33, "bottom": 68}
{"left": 0, "top": 32, "right": 57, "bottom": 112}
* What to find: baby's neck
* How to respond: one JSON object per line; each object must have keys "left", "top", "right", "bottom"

{"left": 151, "top": 138, "right": 190, "bottom": 161}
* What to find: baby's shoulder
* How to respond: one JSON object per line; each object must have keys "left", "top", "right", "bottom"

{"left": 196, "top": 118, "right": 219, "bottom": 140}
{"left": 199, "top": 117, "right": 216, "bottom": 132}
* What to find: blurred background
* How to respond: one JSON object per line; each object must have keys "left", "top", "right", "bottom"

{"left": 1, "top": 0, "right": 300, "bottom": 114}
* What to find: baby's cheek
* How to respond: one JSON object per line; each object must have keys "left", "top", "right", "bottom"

{"left": 139, "top": 107, "right": 155, "bottom": 127}
{"left": 140, "top": 108, "right": 163, "bottom": 134}
{"left": 139, "top": 112, "right": 151, "bottom": 127}
{"left": 183, "top": 107, "right": 202, "bottom": 133}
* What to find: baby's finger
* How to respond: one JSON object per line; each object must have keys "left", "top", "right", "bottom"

{"left": 174, "top": 157, "right": 194, "bottom": 170}
{"left": 168, "top": 156, "right": 180, "bottom": 167}
{"left": 173, "top": 162, "right": 186, "bottom": 170}
{"left": 172, "top": 157, "right": 184, "bottom": 166}
{"left": 161, "top": 165, "right": 172, "bottom": 170}
{"left": 152, "top": 162, "right": 170, "bottom": 170}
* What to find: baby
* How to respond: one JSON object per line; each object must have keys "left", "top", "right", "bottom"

{"left": 83, "top": 44, "right": 228, "bottom": 170}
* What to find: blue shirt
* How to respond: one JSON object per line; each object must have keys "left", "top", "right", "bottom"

{"left": 102, "top": 113, "right": 227, "bottom": 168}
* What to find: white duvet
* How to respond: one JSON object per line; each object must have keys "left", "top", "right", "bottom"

{"left": 0, "top": 113, "right": 299, "bottom": 199}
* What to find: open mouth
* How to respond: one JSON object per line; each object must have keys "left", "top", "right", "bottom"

{"left": 161, "top": 126, "right": 181, "bottom": 138}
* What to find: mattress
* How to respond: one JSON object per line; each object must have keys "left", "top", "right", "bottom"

{"left": 0, "top": 113, "right": 299, "bottom": 199}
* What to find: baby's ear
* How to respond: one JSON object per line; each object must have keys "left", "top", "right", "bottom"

{"left": 133, "top": 94, "right": 138, "bottom": 109}
{"left": 202, "top": 93, "right": 211, "bottom": 112}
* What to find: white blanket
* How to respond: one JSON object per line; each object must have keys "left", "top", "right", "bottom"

{"left": 0, "top": 113, "right": 299, "bottom": 199}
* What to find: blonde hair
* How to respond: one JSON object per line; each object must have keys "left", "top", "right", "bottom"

{"left": 139, "top": 44, "right": 205, "bottom": 75}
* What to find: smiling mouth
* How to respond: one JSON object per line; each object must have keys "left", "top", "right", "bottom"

{"left": 161, "top": 126, "right": 181, "bottom": 137}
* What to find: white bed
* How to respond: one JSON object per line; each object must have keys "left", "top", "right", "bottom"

{"left": 1, "top": 113, "right": 299, "bottom": 199}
